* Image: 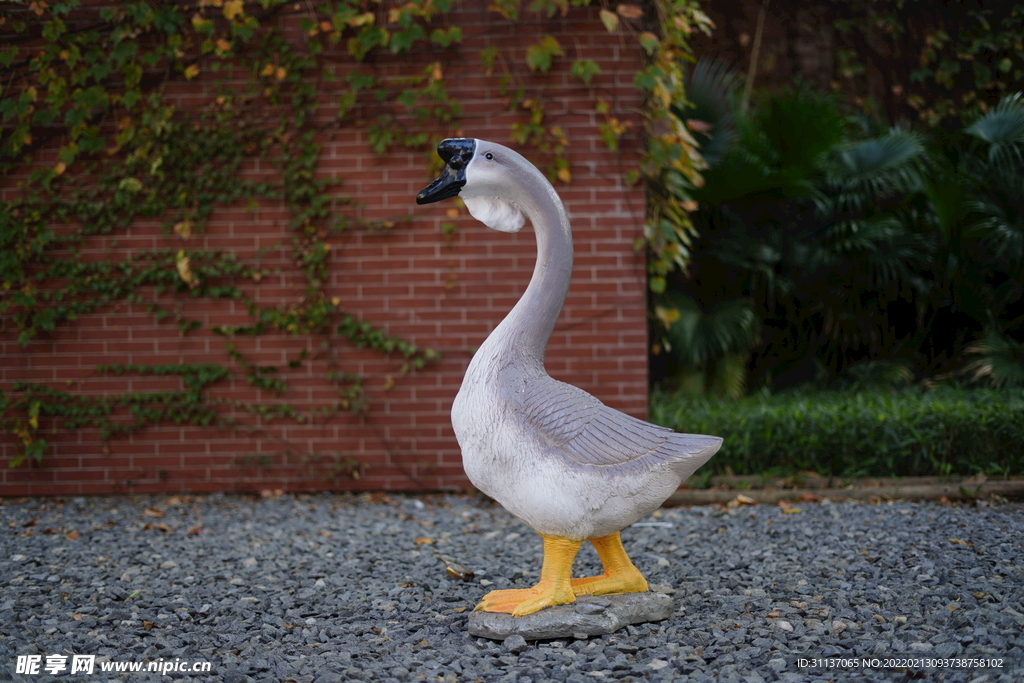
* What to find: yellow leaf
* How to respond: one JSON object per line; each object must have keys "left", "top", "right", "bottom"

{"left": 331, "top": 296, "right": 341, "bottom": 306}
{"left": 223, "top": 0, "right": 243, "bottom": 20}
{"left": 348, "top": 12, "right": 374, "bottom": 27}
{"left": 445, "top": 208, "right": 459, "bottom": 219}
{"left": 275, "top": 66, "right": 287, "bottom": 81}
{"left": 54, "top": 161, "right": 66, "bottom": 175}
{"left": 183, "top": 64, "right": 200, "bottom": 80}
{"left": 415, "top": 537, "right": 434, "bottom": 545}
{"left": 216, "top": 38, "right": 232, "bottom": 52}
{"left": 261, "top": 63, "right": 275, "bottom": 77}
{"left": 173, "top": 220, "right": 192, "bottom": 240}
{"left": 383, "top": 375, "right": 395, "bottom": 391}
{"left": 782, "top": 508, "right": 802, "bottom": 514}
{"left": 175, "top": 251, "right": 196, "bottom": 287}
{"left": 654, "top": 305, "right": 680, "bottom": 327}
{"left": 599, "top": 8, "right": 619, "bottom": 32}
{"left": 319, "top": 21, "right": 332, "bottom": 32}
{"left": 556, "top": 167, "right": 571, "bottom": 183}
{"left": 429, "top": 61, "right": 443, "bottom": 82}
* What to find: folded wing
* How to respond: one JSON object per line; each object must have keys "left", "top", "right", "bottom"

{"left": 521, "top": 377, "right": 721, "bottom": 472}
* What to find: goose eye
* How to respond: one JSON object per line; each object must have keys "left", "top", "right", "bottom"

{"left": 485, "top": 152, "right": 493, "bottom": 160}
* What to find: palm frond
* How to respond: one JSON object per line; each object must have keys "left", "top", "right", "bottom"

{"left": 680, "top": 57, "right": 741, "bottom": 168}
{"left": 963, "top": 329, "right": 1024, "bottom": 388}
{"left": 659, "top": 293, "right": 758, "bottom": 369}
{"left": 825, "top": 130, "right": 926, "bottom": 213}
{"left": 966, "top": 92, "right": 1024, "bottom": 169}
{"left": 842, "top": 359, "right": 914, "bottom": 390}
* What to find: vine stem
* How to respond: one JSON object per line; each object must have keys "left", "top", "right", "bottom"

{"left": 740, "top": 0, "right": 770, "bottom": 114}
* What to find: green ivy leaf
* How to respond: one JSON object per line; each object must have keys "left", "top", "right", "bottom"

{"left": 526, "top": 35, "right": 562, "bottom": 73}
{"left": 390, "top": 24, "right": 425, "bottom": 54}
{"left": 430, "top": 26, "right": 462, "bottom": 47}
{"left": 570, "top": 59, "right": 600, "bottom": 85}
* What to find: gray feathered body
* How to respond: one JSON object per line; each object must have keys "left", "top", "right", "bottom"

{"left": 448, "top": 138, "right": 722, "bottom": 542}
{"left": 452, "top": 326, "right": 722, "bottom": 541}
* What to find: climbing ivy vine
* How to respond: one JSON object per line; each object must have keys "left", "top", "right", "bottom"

{"left": 0, "top": 0, "right": 708, "bottom": 470}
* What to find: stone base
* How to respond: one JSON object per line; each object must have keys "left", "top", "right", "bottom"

{"left": 467, "top": 589, "right": 674, "bottom": 641}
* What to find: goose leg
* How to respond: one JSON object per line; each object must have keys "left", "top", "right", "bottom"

{"left": 570, "top": 532, "right": 649, "bottom": 596}
{"left": 474, "top": 534, "right": 580, "bottom": 616}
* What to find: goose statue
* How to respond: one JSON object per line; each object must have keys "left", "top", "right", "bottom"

{"left": 417, "top": 138, "right": 723, "bottom": 617}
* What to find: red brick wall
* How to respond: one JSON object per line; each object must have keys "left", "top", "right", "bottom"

{"left": 0, "top": 4, "right": 650, "bottom": 495}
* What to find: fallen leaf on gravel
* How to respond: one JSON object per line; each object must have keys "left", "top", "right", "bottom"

{"left": 452, "top": 607, "right": 466, "bottom": 613}
{"left": 974, "top": 592, "right": 987, "bottom": 599}
{"left": 873, "top": 614, "right": 886, "bottom": 622}
{"left": 767, "top": 611, "right": 780, "bottom": 618}
{"left": 155, "top": 523, "right": 172, "bottom": 532}
{"left": 729, "top": 494, "right": 757, "bottom": 506}
{"left": 948, "top": 538, "right": 972, "bottom": 546}
{"left": 143, "top": 508, "right": 165, "bottom": 518}
{"left": 782, "top": 508, "right": 802, "bottom": 514}
{"left": 72, "top": 613, "right": 82, "bottom": 621}
{"left": 143, "top": 621, "right": 155, "bottom": 631}
{"left": 440, "top": 554, "right": 475, "bottom": 581}
{"left": 126, "top": 590, "right": 144, "bottom": 600}
{"left": 415, "top": 537, "right": 434, "bottom": 545}
{"left": 65, "top": 530, "right": 79, "bottom": 540}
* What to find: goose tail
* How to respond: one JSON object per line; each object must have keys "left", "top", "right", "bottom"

{"left": 665, "top": 433, "right": 723, "bottom": 483}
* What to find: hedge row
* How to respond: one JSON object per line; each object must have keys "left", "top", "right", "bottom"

{"left": 650, "top": 387, "right": 1024, "bottom": 478}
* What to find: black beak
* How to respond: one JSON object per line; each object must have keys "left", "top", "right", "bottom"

{"left": 416, "top": 138, "right": 476, "bottom": 205}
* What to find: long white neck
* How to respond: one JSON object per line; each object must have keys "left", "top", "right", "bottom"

{"left": 483, "top": 166, "right": 573, "bottom": 370}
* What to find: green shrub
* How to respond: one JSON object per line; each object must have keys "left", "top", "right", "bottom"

{"left": 651, "top": 387, "right": 1024, "bottom": 478}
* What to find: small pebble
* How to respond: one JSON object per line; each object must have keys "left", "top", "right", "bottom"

{"left": 504, "top": 634, "right": 528, "bottom": 654}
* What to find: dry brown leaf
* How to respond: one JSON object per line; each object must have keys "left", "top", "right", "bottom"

{"left": 616, "top": 3, "right": 643, "bottom": 19}
{"left": 143, "top": 508, "right": 165, "bottom": 518}
{"left": 767, "top": 611, "right": 780, "bottom": 618}
{"left": 415, "top": 537, "right": 434, "bottom": 545}
{"left": 65, "top": 530, "right": 79, "bottom": 541}
{"left": 143, "top": 621, "right": 155, "bottom": 631}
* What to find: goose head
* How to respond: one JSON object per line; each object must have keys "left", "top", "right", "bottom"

{"left": 416, "top": 138, "right": 527, "bottom": 233}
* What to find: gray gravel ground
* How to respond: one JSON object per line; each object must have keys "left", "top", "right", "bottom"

{"left": 1, "top": 493, "right": 1022, "bottom": 683}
